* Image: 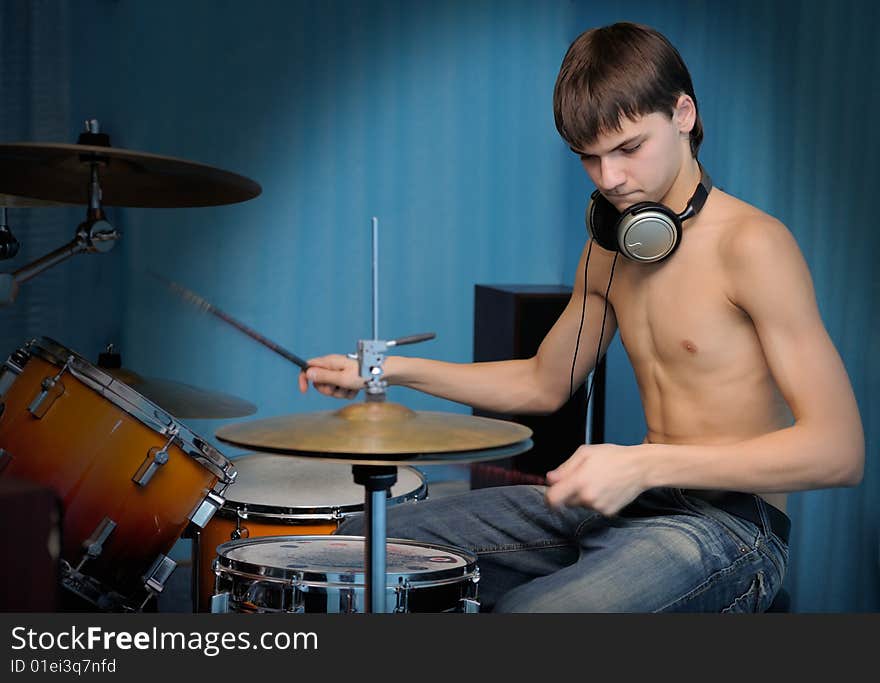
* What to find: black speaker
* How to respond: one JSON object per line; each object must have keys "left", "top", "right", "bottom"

{"left": 471, "top": 285, "right": 602, "bottom": 489}
{"left": 0, "top": 477, "right": 61, "bottom": 611}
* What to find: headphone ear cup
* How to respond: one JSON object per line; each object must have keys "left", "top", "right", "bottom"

{"left": 616, "top": 203, "right": 682, "bottom": 263}
{"left": 586, "top": 191, "right": 621, "bottom": 252}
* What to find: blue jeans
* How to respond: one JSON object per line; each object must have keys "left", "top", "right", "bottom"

{"left": 335, "top": 485, "right": 789, "bottom": 613}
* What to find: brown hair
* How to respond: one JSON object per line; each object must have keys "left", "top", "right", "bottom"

{"left": 553, "top": 23, "right": 703, "bottom": 157}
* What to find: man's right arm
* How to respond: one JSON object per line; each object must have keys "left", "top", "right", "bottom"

{"left": 298, "top": 241, "right": 619, "bottom": 415}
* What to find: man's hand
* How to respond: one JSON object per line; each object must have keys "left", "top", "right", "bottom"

{"left": 545, "top": 443, "right": 650, "bottom": 516}
{"left": 297, "top": 354, "right": 364, "bottom": 400}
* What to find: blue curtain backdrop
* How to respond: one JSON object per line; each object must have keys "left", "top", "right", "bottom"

{"left": 0, "top": 0, "right": 876, "bottom": 612}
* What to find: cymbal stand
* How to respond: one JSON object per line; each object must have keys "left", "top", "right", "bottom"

{"left": 351, "top": 217, "right": 435, "bottom": 612}
{"left": 0, "top": 120, "right": 120, "bottom": 306}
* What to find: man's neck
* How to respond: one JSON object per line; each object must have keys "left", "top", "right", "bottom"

{"left": 660, "top": 157, "right": 703, "bottom": 213}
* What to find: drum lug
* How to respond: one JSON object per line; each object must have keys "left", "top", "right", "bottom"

{"left": 460, "top": 598, "right": 480, "bottom": 613}
{"left": 0, "top": 448, "right": 11, "bottom": 473}
{"left": 76, "top": 516, "right": 117, "bottom": 570}
{"left": 210, "top": 591, "right": 231, "bottom": 613}
{"left": 142, "top": 553, "right": 178, "bottom": 596}
{"left": 188, "top": 491, "right": 226, "bottom": 528}
{"left": 28, "top": 356, "right": 72, "bottom": 418}
{"left": 0, "top": 347, "right": 28, "bottom": 399}
{"left": 394, "top": 580, "right": 411, "bottom": 613}
{"left": 132, "top": 427, "right": 179, "bottom": 487}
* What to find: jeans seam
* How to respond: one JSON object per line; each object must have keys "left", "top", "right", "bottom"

{"left": 474, "top": 540, "right": 572, "bottom": 555}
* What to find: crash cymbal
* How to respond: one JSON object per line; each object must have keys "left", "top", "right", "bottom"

{"left": 215, "top": 401, "right": 534, "bottom": 465}
{"left": 0, "top": 142, "right": 261, "bottom": 207}
{"left": 105, "top": 367, "right": 257, "bottom": 419}
{"left": 0, "top": 193, "right": 74, "bottom": 208}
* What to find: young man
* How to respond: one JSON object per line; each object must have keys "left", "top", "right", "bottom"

{"left": 297, "top": 23, "right": 864, "bottom": 612}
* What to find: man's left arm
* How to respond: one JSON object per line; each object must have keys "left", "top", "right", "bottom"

{"left": 546, "top": 217, "right": 864, "bottom": 514}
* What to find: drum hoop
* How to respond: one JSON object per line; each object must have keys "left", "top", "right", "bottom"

{"left": 27, "top": 337, "right": 235, "bottom": 483}
{"left": 214, "top": 535, "right": 478, "bottom": 586}
{"left": 217, "top": 476, "right": 428, "bottom": 520}
{"left": 215, "top": 563, "right": 478, "bottom": 591}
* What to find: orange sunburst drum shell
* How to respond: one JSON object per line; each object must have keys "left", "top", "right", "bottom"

{"left": 0, "top": 338, "right": 235, "bottom": 602}
{"left": 197, "top": 453, "right": 428, "bottom": 611}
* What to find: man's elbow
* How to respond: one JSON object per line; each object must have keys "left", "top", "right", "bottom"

{"left": 832, "top": 436, "right": 865, "bottom": 487}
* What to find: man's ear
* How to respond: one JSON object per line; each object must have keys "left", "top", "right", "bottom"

{"left": 673, "top": 94, "right": 696, "bottom": 135}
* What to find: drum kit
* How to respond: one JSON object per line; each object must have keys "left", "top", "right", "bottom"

{"left": 0, "top": 123, "right": 533, "bottom": 614}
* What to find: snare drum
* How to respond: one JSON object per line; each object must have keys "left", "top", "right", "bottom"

{"left": 212, "top": 535, "right": 480, "bottom": 613}
{"left": 194, "top": 453, "right": 427, "bottom": 610}
{"left": 0, "top": 337, "right": 235, "bottom": 610}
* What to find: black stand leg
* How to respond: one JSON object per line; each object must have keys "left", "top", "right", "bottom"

{"left": 352, "top": 465, "right": 397, "bottom": 613}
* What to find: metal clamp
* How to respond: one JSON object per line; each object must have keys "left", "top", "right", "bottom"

{"left": 76, "top": 517, "right": 117, "bottom": 570}
{"left": 132, "top": 427, "right": 178, "bottom": 487}
{"left": 188, "top": 491, "right": 226, "bottom": 529}
{"left": 0, "top": 348, "right": 28, "bottom": 400}
{"left": 142, "top": 554, "right": 178, "bottom": 595}
{"left": 28, "top": 355, "right": 72, "bottom": 418}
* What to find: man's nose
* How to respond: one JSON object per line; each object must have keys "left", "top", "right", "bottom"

{"left": 595, "top": 156, "right": 626, "bottom": 192}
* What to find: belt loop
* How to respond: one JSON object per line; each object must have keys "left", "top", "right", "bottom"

{"left": 753, "top": 495, "right": 772, "bottom": 538}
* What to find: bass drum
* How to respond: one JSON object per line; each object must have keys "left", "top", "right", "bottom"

{"left": 212, "top": 535, "right": 480, "bottom": 613}
{"left": 0, "top": 337, "right": 235, "bottom": 610}
{"left": 194, "top": 453, "right": 427, "bottom": 611}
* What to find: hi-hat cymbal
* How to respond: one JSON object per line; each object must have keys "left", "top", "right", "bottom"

{"left": 215, "top": 401, "right": 534, "bottom": 465}
{"left": 106, "top": 367, "right": 257, "bottom": 419}
{"left": 0, "top": 142, "right": 261, "bottom": 208}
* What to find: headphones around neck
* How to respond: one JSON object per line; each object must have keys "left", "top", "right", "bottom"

{"left": 586, "top": 166, "right": 713, "bottom": 263}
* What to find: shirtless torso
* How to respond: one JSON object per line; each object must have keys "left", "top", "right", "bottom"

{"left": 600, "top": 189, "right": 793, "bottom": 511}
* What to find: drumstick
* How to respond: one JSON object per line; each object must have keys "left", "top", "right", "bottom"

{"left": 150, "top": 271, "right": 309, "bottom": 371}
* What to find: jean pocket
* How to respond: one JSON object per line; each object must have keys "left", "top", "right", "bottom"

{"left": 673, "top": 489, "right": 759, "bottom": 552}
{"left": 721, "top": 570, "right": 771, "bottom": 613}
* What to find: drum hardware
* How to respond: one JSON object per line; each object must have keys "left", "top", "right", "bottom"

{"left": 0, "top": 448, "right": 11, "bottom": 472}
{"left": 0, "top": 118, "right": 262, "bottom": 306}
{"left": 28, "top": 355, "right": 73, "bottom": 418}
{"left": 76, "top": 517, "right": 118, "bottom": 571}
{"left": 0, "top": 214, "right": 20, "bottom": 260}
{"left": 132, "top": 426, "right": 179, "bottom": 487}
{"left": 188, "top": 491, "right": 227, "bottom": 529}
{"left": 0, "top": 349, "right": 29, "bottom": 398}
{"left": 141, "top": 554, "right": 178, "bottom": 601}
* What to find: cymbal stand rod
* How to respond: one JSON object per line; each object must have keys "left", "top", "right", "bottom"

{"left": 371, "top": 216, "right": 379, "bottom": 340}
{"left": 12, "top": 238, "right": 88, "bottom": 285}
{"left": 353, "top": 465, "right": 397, "bottom": 614}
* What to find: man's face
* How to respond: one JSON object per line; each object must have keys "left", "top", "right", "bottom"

{"left": 573, "top": 111, "right": 685, "bottom": 212}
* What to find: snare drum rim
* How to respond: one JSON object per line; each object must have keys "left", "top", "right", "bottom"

{"left": 26, "top": 337, "right": 236, "bottom": 484}
{"left": 214, "top": 534, "right": 479, "bottom": 588}
{"left": 216, "top": 465, "right": 428, "bottom": 521}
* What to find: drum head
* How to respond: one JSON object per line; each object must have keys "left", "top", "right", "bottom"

{"left": 216, "top": 535, "right": 476, "bottom": 587}
{"left": 221, "top": 454, "right": 427, "bottom": 516}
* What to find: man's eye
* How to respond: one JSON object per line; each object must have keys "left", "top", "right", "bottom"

{"left": 621, "top": 143, "right": 642, "bottom": 154}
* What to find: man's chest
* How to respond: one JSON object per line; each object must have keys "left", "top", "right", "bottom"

{"left": 606, "top": 245, "right": 759, "bottom": 374}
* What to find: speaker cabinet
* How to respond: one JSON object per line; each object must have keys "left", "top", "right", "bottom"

{"left": 471, "top": 285, "right": 602, "bottom": 489}
{"left": 0, "top": 477, "right": 61, "bottom": 611}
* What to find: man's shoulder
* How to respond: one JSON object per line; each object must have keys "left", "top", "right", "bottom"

{"left": 710, "top": 191, "right": 797, "bottom": 269}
